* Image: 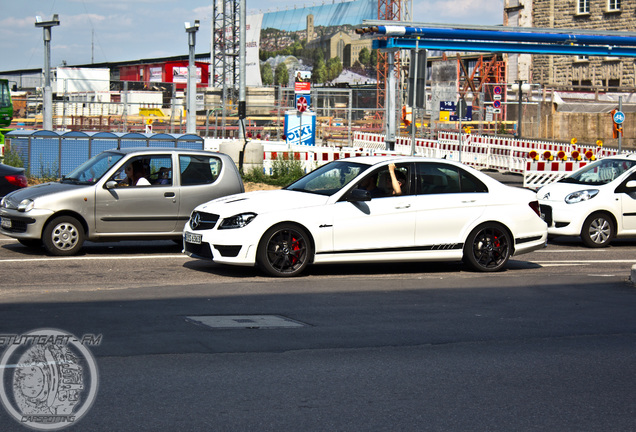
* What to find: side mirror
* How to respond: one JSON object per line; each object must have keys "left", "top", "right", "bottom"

{"left": 105, "top": 181, "right": 118, "bottom": 189}
{"left": 626, "top": 180, "right": 636, "bottom": 189}
{"left": 346, "top": 188, "right": 371, "bottom": 202}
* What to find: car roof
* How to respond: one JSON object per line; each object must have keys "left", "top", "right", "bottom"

{"left": 604, "top": 153, "right": 636, "bottom": 160}
{"left": 342, "top": 155, "right": 466, "bottom": 167}
{"left": 105, "top": 147, "right": 218, "bottom": 156}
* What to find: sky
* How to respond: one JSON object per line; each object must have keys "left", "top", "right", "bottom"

{"left": 0, "top": 0, "right": 503, "bottom": 72}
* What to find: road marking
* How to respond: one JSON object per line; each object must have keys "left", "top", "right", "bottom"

{"left": 537, "top": 249, "right": 607, "bottom": 253}
{"left": 0, "top": 255, "right": 188, "bottom": 263}
{"left": 534, "top": 260, "right": 634, "bottom": 263}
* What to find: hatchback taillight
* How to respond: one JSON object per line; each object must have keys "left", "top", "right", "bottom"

{"left": 5, "top": 174, "right": 28, "bottom": 188}
{"left": 528, "top": 200, "right": 541, "bottom": 217}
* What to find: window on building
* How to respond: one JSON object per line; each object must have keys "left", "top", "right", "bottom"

{"left": 575, "top": 55, "right": 589, "bottom": 62}
{"left": 577, "top": 0, "right": 590, "bottom": 14}
{"left": 607, "top": 0, "right": 621, "bottom": 11}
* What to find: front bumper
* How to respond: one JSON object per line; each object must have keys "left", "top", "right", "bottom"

{"left": 0, "top": 208, "right": 53, "bottom": 240}
{"left": 539, "top": 201, "right": 586, "bottom": 236}
{"left": 182, "top": 228, "right": 258, "bottom": 266}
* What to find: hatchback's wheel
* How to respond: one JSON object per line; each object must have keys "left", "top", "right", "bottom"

{"left": 42, "top": 216, "right": 85, "bottom": 256}
{"left": 581, "top": 212, "right": 614, "bottom": 248}
{"left": 257, "top": 224, "right": 312, "bottom": 277}
{"left": 464, "top": 223, "right": 511, "bottom": 272}
{"left": 18, "top": 239, "right": 42, "bottom": 248}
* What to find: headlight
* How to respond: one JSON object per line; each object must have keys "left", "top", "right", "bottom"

{"left": 0, "top": 197, "right": 5, "bottom": 208}
{"left": 18, "top": 199, "right": 34, "bottom": 212}
{"left": 218, "top": 213, "right": 256, "bottom": 230}
{"left": 565, "top": 189, "right": 599, "bottom": 204}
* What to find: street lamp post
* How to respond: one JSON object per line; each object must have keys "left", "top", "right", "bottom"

{"left": 185, "top": 20, "right": 200, "bottom": 134}
{"left": 35, "top": 14, "right": 60, "bottom": 131}
{"left": 458, "top": 92, "right": 473, "bottom": 163}
{"left": 514, "top": 80, "right": 531, "bottom": 138}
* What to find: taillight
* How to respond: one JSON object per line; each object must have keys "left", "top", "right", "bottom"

{"left": 528, "top": 200, "right": 541, "bottom": 217}
{"left": 5, "top": 174, "right": 28, "bottom": 188}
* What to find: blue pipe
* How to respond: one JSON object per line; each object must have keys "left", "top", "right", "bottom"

{"left": 374, "top": 25, "right": 636, "bottom": 47}
{"left": 374, "top": 38, "right": 636, "bottom": 57}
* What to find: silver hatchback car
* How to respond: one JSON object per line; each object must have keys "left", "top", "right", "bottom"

{"left": 0, "top": 148, "right": 244, "bottom": 255}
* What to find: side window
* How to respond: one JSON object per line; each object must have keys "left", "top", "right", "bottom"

{"left": 147, "top": 156, "right": 173, "bottom": 186}
{"left": 357, "top": 164, "right": 411, "bottom": 198}
{"left": 109, "top": 155, "right": 172, "bottom": 187}
{"left": 416, "top": 163, "right": 460, "bottom": 194}
{"left": 109, "top": 156, "right": 150, "bottom": 187}
{"left": 180, "top": 155, "right": 221, "bottom": 186}
{"left": 459, "top": 169, "right": 488, "bottom": 193}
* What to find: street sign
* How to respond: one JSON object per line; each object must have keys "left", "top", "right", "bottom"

{"left": 494, "top": 86, "right": 502, "bottom": 95}
{"left": 493, "top": 100, "right": 501, "bottom": 109}
{"left": 493, "top": 94, "right": 502, "bottom": 100}
{"left": 613, "top": 110, "right": 625, "bottom": 124}
{"left": 296, "top": 96, "right": 308, "bottom": 113}
{"left": 493, "top": 109, "right": 501, "bottom": 114}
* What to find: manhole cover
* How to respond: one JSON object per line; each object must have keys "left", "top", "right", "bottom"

{"left": 186, "top": 315, "right": 307, "bottom": 329}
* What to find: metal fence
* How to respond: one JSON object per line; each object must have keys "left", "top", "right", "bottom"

{"left": 6, "top": 130, "right": 204, "bottom": 177}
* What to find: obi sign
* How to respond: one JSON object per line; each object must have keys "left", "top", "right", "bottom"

{"left": 284, "top": 111, "right": 316, "bottom": 146}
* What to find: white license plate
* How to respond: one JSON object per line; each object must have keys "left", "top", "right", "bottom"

{"left": 185, "top": 232, "right": 202, "bottom": 244}
{"left": 1, "top": 217, "right": 10, "bottom": 229}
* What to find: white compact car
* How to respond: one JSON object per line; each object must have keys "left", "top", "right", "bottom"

{"left": 537, "top": 154, "right": 636, "bottom": 247}
{"left": 183, "top": 156, "right": 547, "bottom": 277}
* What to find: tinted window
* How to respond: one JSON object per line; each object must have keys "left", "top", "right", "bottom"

{"left": 180, "top": 155, "right": 221, "bottom": 186}
{"left": 459, "top": 170, "right": 488, "bottom": 193}
{"left": 416, "top": 163, "right": 460, "bottom": 194}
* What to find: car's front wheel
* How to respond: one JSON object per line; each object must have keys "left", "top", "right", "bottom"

{"left": 42, "top": 216, "right": 85, "bottom": 256}
{"left": 464, "top": 223, "right": 511, "bottom": 272}
{"left": 581, "top": 212, "right": 614, "bottom": 248}
{"left": 257, "top": 223, "right": 312, "bottom": 277}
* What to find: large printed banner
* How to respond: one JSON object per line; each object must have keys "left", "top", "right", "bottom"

{"left": 239, "top": 0, "right": 375, "bottom": 86}
{"left": 246, "top": 14, "right": 263, "bottom": 87}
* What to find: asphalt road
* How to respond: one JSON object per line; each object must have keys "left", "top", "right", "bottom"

{"left": 0, "top": 234, "right": 635, "bottom": 431}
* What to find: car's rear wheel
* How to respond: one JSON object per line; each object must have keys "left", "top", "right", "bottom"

{"left": 581, "top": 212, "right": 614, "bottom": 248}
{"left": 257, "top": 224, "right": 312, "bottom": 277}
{"left": 42, "top": 216, "right": 85, "bottom": 256}
{"left": 464, "top": 223, "right": 511, "bottom": 272}
{"left": 18, "top": 239, "right": 42, "bottom": 248}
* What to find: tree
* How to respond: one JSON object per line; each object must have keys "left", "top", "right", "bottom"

{"left": 358, "top": 47, "right": 370, "bottom": 67}
{"left": 312, "top": 59, "right": 327, "bottom": 83}
{"left": 326, "top": 57, "right": 343, "bottom": 81}
{"left": 275, "top": 62, "right": 289, "bottom": 86}
{"left": 261, "top": 63, "right": 274, "bottom": 85}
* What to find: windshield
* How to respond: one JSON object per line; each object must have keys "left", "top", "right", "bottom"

{"left": 560, "top": 159, "right": 636, "bottom": 186}
{"left": 285, "top": 160, "right": 369, "bottom": 196}
{"left": 61, "top": 151, "right": 124, "bottom": 185}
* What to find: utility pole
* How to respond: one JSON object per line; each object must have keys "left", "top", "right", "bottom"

{"left": 35, "top": 14, "right": 60, "bottom": 131}
{"left": 185, "top": 20, "right": 200, "bottom": 134}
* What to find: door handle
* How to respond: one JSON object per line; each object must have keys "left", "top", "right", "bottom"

{"left": 164, "top": 192, "right": 175, "bottom": 198}
{"left": 395, "top": 204, "right": 411, "bottom": 209}
{"left": 462, "top": 200, "right": 476, "bottom": 203}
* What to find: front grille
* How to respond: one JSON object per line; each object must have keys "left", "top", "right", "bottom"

{"left": 189, "top": 211, "right": 219, "bottom": 231}
{"left": 539, "top": 204, "right": 553, "bottom": 227}
{"left": 2, "top": 219, "right": 28, "bottom": 233}
{"left": 184, "top": 240, "right": 213, "bottom": 259}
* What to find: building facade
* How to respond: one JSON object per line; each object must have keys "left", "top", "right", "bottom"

{"left": 504, "top": 0, "right": 636, "bottom": 89}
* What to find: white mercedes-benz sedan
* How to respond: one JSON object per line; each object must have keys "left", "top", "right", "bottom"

{"left": 183, "top": 156, "right": 547, "bottom": 277}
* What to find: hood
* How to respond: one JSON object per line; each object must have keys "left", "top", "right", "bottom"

{"left": 2, "top": 182, "right": 88, "bottom": 207}
{"left": 537, "top": 181, "right": 601, "bottom": 201}
{"left": 196, "top": 189, "right": 331, "bottom": 215}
